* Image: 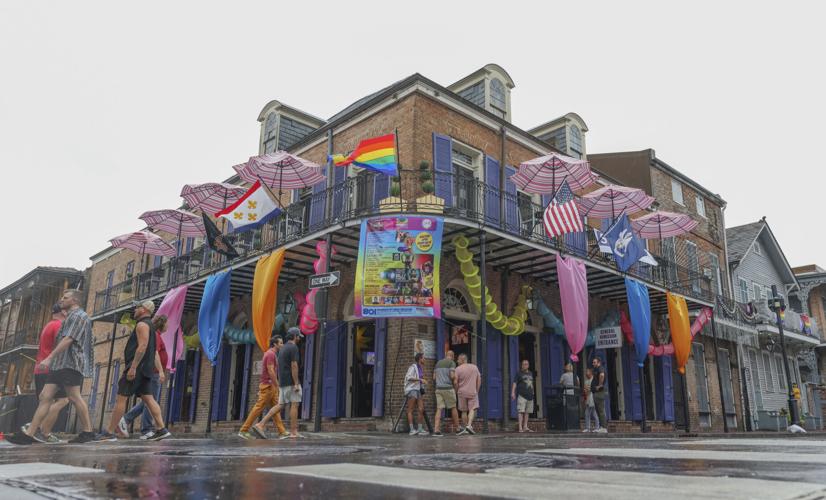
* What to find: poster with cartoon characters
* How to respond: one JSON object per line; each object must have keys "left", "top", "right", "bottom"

{"left": 354, "top": 216, "right": 443, "bottom": 318}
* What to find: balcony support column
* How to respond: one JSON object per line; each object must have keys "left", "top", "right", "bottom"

{"left": 97, "top": 313, "right": 119, "bottom": 431}
{"left": 479, "top": 231, "right": 489, "bottom": 434}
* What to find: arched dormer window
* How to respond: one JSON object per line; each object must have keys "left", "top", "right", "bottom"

{"left": 569, "top": 125, "right": 583, "bottom": 159}
{"left": 490, "top": 78, "right": 507, "bottom": 118}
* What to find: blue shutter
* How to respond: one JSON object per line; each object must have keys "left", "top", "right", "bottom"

{"left": 540, "top": 333, "right": 552, "bottom": 402}
{"left": 504, "top": 165, "right": 519, "bottom": 235}
{"left": 322, "top": 321, "right": 345, "bottom": 418}
{"left": 433, "top": 133, "right": 453, "bottom": 207}
{"left": 89, "top": 365, "right": 100, "bottom": 409}
{"left": 301, "top": 334, "right": 315, "bottom": 420}
{"left": 593, "top": 348, "right": 612, "bottom": 421}
{"left": 333, "top": 166, "right": 347, "bottom": 220}
{"left": 550, "top": 335, "right": 565, "bottom": 384}
{"left": 239, "top": 344, "right": 253, "bottom": 421}
{"left": 308, "top": 180, "right": 327, "bottom": 228}
{"left": 373, "top": 173, "right": 390, "bottom": 209}
{"left": 509, "top": 335, "right": 519, "bottom": 418}
{"left": 622, "top": 344, "right": 642, "bottom": 421}
{"left": 478, "top": 322, "right": 503, "bottom": 419}
{"left": 484, "top": 156, "right": 501, "bottom": 227}
{"left": 436, "top": 320, "right": 446, "bottom": 360}
{"left": 656, "top": 356, "right": 675, "bottom": 422}
{"left": 170, "top": 358, "right": 186, "bottom": 422}
{"left": 218, "top": 345, "right": 232, "bottom": 421}
{"left": 372, "top": 319, "right": 387, "bottom": 417}
{"left": 189, "top": 352, "right": 201, "bottom": 423}
{"left": 210, "top": 345, "right": 223, "bottom": 422}
{"left": 108, "top": 360, "right": 120, "bottom": 409}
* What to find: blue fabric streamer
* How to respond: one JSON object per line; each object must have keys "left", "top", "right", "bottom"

{"left": 625, "top": 278, "right": 651, "bottom": 367}
{"left": 198, "top": 270, "right": 232, "bottom": 365}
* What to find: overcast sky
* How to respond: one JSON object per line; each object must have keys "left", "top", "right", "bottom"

{"left": 1, "top": 1, "right": 824, "bottom": 288}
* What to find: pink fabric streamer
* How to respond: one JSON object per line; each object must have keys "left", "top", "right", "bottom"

{"left": 648, "top": 306, "right": 712, "bottom": 356}
{"left": 556, "top": 254, "right": 588, "bottom": 363}
{"left": 298, "top": 240, "right": 337, "bottom": 334}
{"left": 156, "top": 285, "right": 189, "bottom": 371}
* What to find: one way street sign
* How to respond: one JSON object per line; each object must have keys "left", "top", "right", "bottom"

{"left": 309, "top": 271, "right": 340, "bottom": 289}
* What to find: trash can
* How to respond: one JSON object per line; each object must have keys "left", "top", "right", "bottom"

{"left": 545, "top": 384, "right": 581, "bottom": 431}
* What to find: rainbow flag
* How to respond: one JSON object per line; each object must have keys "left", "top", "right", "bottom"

{"left": 329, "top": 133, "right": 398, "bottom": 176}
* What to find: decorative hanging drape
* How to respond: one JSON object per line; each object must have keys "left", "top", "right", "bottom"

{"left": 156, "top": 285, "right": 189, "bottom": 370}
{"left": 625, "top": 278, "right": 651, "bottom": 367}
{"left": 667, "top": 292, "right": 691, "bottom": 374}
{"left": 556, "top": 254, "right": 588, "bottom": 362}
{"left": 252, "top": 249, "right": 286, "bottom": 352}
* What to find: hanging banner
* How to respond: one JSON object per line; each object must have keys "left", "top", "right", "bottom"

{"left": 354, "top": 216, "right": 442, "bottom": 318}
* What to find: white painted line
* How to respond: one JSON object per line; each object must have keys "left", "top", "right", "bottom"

{"left": 259, "top": 463, "right": 826, "bottom": 500}
{"left": 530, "top": 447, "right": 826, "bottom": 464}
{"left": 676, "top": 438, "right": 826, "bottom": 447}
{"left": 0, "top": 462, "right": 103, "bottom": 479}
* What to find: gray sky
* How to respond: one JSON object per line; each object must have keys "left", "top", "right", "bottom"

{"left": 1, "top": 1, "right": 824, "bottom": 288}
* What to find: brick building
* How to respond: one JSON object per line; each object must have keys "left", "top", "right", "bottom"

{"left": 82, "top": 64, "right": 719, "bottom": 435}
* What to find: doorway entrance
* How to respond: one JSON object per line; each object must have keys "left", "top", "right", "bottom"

{"left": 518, "top": 331, "right": 538, "bottom": 417}
{"left": 349, "top": 322, "right": 376, "bottom": 418}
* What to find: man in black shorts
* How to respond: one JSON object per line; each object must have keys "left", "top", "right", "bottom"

{"left": 25, "top": 304, "right": 69, "bottom": 443}
{"left": 97, "top": 300, "right": 170, "bottom": 441}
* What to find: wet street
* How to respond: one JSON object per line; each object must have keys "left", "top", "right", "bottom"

{"left": 2, "top": 432, "right": 826, "bottom": 499}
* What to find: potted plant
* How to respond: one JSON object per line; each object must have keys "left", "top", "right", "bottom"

{"left": 379, "top": 174, "right": 406, "bottom": 213}
{"left": 415, "top": 160, "right": 444, "bottom": 213}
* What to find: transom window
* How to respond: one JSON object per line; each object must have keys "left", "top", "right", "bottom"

{"left": 444, "top": 288, "right": 470, "bottom": 313}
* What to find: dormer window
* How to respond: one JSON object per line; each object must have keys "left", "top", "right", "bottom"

{"left": 569, "top": 125, "right": 583, "bottom": 159}
{"left": 263, "top": 113, "right": 278, "bottom": 153}
{"left": 490, "top": 78, "right": 507, "bottom": 119}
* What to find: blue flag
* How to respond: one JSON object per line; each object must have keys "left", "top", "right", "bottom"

{"left": 625, "top": 278, "right": 651, "bottom": 367}
{"left": 601, "top": 214, "right": 646, "bottom": 272}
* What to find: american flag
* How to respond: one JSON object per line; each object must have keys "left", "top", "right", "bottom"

{"left": 543, "top": 181, "right": 584, "bottom": 238}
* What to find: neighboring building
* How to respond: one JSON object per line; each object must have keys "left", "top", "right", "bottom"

{"left": 792, "top": 264, "right": 826, "bottom": 422}
{"left": 82, "top": 65, "right": 718, "bottom": 435}
{"left": 0, "top": 267, "right": 84, "bottom": 395}
{"left": 725, "top": 219, "right": 821, "bottom": 430}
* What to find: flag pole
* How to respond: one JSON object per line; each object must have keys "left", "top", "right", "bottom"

{"left": 394, "top": 128, "right": 401, "bottom": 210}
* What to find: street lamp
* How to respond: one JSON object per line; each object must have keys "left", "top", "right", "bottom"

{"left": 768, "top": 285, "right": 800, "bottom": 425}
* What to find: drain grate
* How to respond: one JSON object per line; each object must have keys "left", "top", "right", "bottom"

{"left": 385, "top": 453, "right": 578, "bottom": 471}
{"left": 158, "top": 445, "right": 382, "bottom": 458}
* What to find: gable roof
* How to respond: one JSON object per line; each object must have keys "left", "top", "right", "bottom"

{"left": 726, "top": 218, "right": 798, "bottom": 288}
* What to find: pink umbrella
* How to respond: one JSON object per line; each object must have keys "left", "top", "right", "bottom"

{"left": 577, "top": 185, "right": 655, "bottom": 220}
{"left": 510, "top": 152, "right": 596, "bottom": 195}
{"left": 109, "top": 230, "right": 177, "bottom": 258}
{"left": 233, "top": 151, "right": 325, "bottom": 204}
{"left": 180, "top": 183, "right": 247, "bottom": 215}
{"left": 631, "top": 211, "right": 698, "bottom": 239}
{"left": 140, "top": 209, "right": 205, "bottom": 239}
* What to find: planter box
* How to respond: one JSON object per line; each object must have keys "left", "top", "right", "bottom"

{"left": 379, "top": 196, "right": 406, "bottom": 213}
{"left": 416, "top": 194, "right": 444, "bottom": 214}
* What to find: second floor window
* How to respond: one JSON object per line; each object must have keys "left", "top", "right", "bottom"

{"left": 125, "top": 260, "right": 135, "bottom": 278}
{"left": 695, "top": 194, "right": 706, "bottom": 218}
{"left": 671, "top": 179, "right": 684, "bottom": 205}
{"left": 738, "top": 277, "right": 749, "bottom": 303}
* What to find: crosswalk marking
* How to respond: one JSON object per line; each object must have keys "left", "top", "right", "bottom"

{"left": 260, "top": 462, "right": 826, "bottom": 500}
{"left": 677, "top": 439, "right": 826, "bottom": 447}
{"left": 530, "top": 447, "right": 826, "bottom": 463}
{"left": 0, "top": 462, "right": 102, "bottom": 479}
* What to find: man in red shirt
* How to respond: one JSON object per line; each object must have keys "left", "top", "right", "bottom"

{"left": 117, "top": 314, "right": 169, "bottom": 439}
{"left": 240, "top": 335, "right": 289, "bottom": 440}
{"left": 25, "top": 304, "right": 69, "bottom": 443}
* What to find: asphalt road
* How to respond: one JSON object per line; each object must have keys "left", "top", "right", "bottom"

{"left": 1, "top": 432, "right": 825, "bottom": 499}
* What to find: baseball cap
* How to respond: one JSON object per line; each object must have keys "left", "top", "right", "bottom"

{"left": 51, "top": 303, "right": 63, "bottom": 314}
{"left": 286, "top": 326, "right": 304, "bottom": 340}
{"left": 134, "top": 300, "right": 156, "bottom": 314}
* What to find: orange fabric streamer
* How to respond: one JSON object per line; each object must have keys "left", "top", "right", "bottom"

{"left": 667, "top": 292, "right": 691, "bottom": 374}
{"left": 252, "top": 248, "right": 286, "bottom": 353}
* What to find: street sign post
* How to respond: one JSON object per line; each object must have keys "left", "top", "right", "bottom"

{"left": 309, "top": 271, "right": 340, "bottom": 289}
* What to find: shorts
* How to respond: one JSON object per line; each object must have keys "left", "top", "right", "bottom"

{"left": 47, "top": 368, "right": 83, "bottom": 389}
{"left": 405, "top": 389, "right": 421, "bottom": 400}
{"left": 435, "top": 388, "right": 457, "bottom": 409}
{"left": 517, "top": 396, "right": 534, "bottom": 413}
{"left": 35, "top": 373, "right": 67, "bottom": 399}
{"left": 279, "top": 385, "right": 303, "bottom": 405}
{"left": 458, "top": 394, "right": 479, "bottom": 412}
{"left": 117, "top": 372, "right": 154, "bottom": 397}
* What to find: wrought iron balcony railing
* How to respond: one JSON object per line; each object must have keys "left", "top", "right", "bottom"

{"left": 92, "top": 170, "right": 713, "bottom": 316}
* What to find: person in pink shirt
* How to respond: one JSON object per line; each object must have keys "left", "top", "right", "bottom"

{"left": 454, "top": 353, "right": 481, "bottom": 435}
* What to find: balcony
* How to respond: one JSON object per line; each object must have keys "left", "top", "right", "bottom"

{"left": 717, "top": 294, "right": 821, "bottom": 343}
{"left": 92, "top": 170, "right": 713, "bottom": 317}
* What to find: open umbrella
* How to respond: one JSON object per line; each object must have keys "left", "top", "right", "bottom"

{"left": 109, "top": 230, "right": 177, "bottom": 298}
{"left": 510, "top": 152, "right": 596, "bottom": 196}
{"left": 577, "top": 185, "right": 655, "bottom": 220}
{"left": 233, "top": 151, "right": 325, "bottom": 206}
{"left": 139, "top": 209, "right": 206, "bottom": 251}
{"left": 631, "top": 211, "right": 698, "bottom": 240}
{"left": 180, "top": 183, "right": 247, "bottom": 215}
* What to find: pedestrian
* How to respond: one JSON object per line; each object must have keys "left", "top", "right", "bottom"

{"left": 583, "top": 367, "right": 599, "bottom": 432}
{"left": 432, "top": 350, "right": 461, "bottom": 437}
{"left": 23, "top": 303, "right": 69, "bottom": 443}
{"left": 277, "top": 327, "right": 304, "bottom": 438}
{"left": 16, "top": 289, "right": 96, "bottom": 444}
{"left": 243, "top": 335, "right": 289, "bottom": 440}
{"left": 97, "top": 300, "right": 171, "bottom": 441}
{"left": 511, "top": 359, "right": 535, "bottom": 433}
{"left": 591, "top": 357, "right": 608, "bottom": 433}
{"left": 559, "top": 362, "right": 579, "bottom": 396}
{"left": 454, "top": 353, "right": 481, "bottom": 435}
{"left": 404, "top": 352, "right": 428, "bottom": 436}
{"left": 118, "top": 315, "right": 169, "bottom": 440}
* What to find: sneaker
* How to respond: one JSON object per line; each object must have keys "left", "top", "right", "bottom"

{"left": 417, "top": 428, "right": 429, "bottom": 436}
{"left": 409, "top": 428, "right": 418, "bottom": 436}
{"left": 33, "top": 431, "right": 49, "bottom": 443}
{"left": 237, "top": 431, "right": 253, "bottom": 440}
{"left": 94, "top": 431, "right": 117, "bottom": 442}
{"left": 457, "top": 428, "right": 468, "bottom": 436}
{"left": 68, "top": 431, "right": 97, "bottom": 444}
{"left": 117, "top": 417, "right": 129, "bottom": 438}
{"left": 596, "top": 428, "right": 608, "bottom": 434}
{"left": 149, "top": 428, "right": 171, "bottom": 441}
{"left": 139, "top": 431, "right": 155, "bottom": 440}
{"left": 22, "top": 423, "right": 30, "bottom": 434}
{"left": 7, "top": 432, "right": 37, "bottom": 445}
{"left": 466, "top": 426, "right": 476, "bottom": 435}
{"left": 294, "top": 433, "right": 306, "bottom": 439}
{"left": 432, "top": 431, "right": 443, "bottom": 437}
{"left": 278, "top": 432, "right": 291, "bottom": 440}
{"left": 582, "top": 428, "right": 590, "bottom": 433}
{"left": 250, "top": 426, "right": 267, "bottom": 439}
{"left": 45, "top": 434, "right": 63, "bottom": 444}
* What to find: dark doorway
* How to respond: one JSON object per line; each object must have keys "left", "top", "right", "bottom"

{"left": 351, "top": 322, "right": 375, "bottom": 418}
{"left": 605, "top": 348, "right": 621, "bottom": 421}
{"left": 518, "top": 332, "right": 538, "bottom": 417}
{"left": 673, "top": 362, "right": 687, "bottom": 428}
{"left": 228, "top": 344, "right": 250, "bottom": 421}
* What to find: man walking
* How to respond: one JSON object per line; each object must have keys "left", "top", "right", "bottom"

{"left": 511, "top": 359, "right": 535, "bottom": 433}
{"left": 454, "top": 353, "right": 481, "bottom": 435}
{"left": 98, "top": 301, "right": 170, "bottom": 441}
{"left": 17, "top": 290, "right": 96, "bottom": 444}
{"left": 241, "top": 335, "right": 289, "bottom": 440}
{"left": 432, "top": 350, "right": 461, "bottom": 437}
{"left": 277, "top": 327, "right": 304, "bottom": 438}
{"left": 118, "top": 315, "right": 169, "bottom": 440}
{"left": 24, "top": 304, "right": 69, "bottom": 443}
{"left": 591, "top": 356, "right": 608, "bottom": 433}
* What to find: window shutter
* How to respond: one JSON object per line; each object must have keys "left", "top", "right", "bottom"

{"left": 372, "top": 319, "right": 387, "bottom": 417}
{"left": 436, "top": 320, "right": 446, "bottom": 360}
{"left": 509, "top": 335, "right": 519, "bottom": 419}
{"left": 322, "top": 321, "right": 345, "bottom": 418}
{"left": 373, "top": 172, "right": 390, "bottom": 209}
{"left": 623, "top": 344, "right": 642, "bottom": 421}
{"left": 478, "top": 322, "right": 503, "bottom": 419}
{"left": 89, "top": 365, "right": 100, "bottom": 409}
{"left": 692, "top": 343, "right": 711, "bottom": 413}
{"left": 308, "top": 180, "right": 327, "bottom": 228}
{"left": 432, "top": 133, "right": 453, "bottom": 207}
{"left": 108, "top": 360, "right": 120, "bottom": 409}
{"left": 189, "top": 352, "right": 201, "bottom": 423}
{"left": 170, "top": 358, "right": 187, "bottom": 423}
{"left": 216, "top": 344, "right": 233, "bottom": 421}
{"left": 332, "top": 165, "right": 347, "bottom": 220}
{"left": 484, "top": 156, "right": 501, "bottom": 227}
{"left": 238, "top": 344, "right": 253, "bottom": 421}
{"left": 504, "top": 165, "right": 519, "bottom": 234}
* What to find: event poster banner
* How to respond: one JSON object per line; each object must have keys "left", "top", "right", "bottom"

{"left": 354, "top": 216, "right": 443, "bottom": 318}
